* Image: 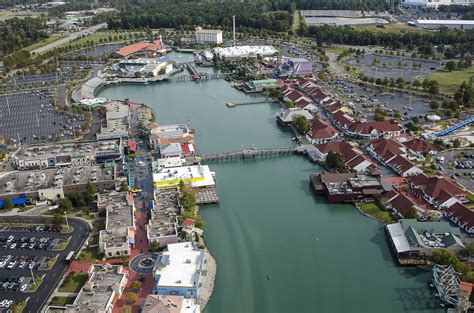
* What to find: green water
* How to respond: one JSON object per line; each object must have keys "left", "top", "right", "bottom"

{"left": 98, "top": 79, "right": 443, "bottom": 313}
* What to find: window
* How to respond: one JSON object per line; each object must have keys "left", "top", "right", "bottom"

{"left": 116, "top": 251, "right": 120, "bottom": 256}
{"left": 108, "top": 252, "right": 112, "bottom": 257}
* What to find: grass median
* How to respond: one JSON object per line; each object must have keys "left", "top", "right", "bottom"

{"left": 357, "top": 202, "right": 396, "bottom": 224}
{"left": 58, "top": 272, "right": 88, "bottom": 293}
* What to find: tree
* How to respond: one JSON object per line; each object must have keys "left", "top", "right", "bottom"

{"left": 374, "top": 113, "right": 385, "bottom": 121}
{"left": 125, "top": 292, "right": 137, "bottom": 304}
{"left": 325, "top": 151, "right": 345, "bottom": 170}
{"left": 2, "top": 198, "right": 13, "bottom": 211}
{"left": 453, "top": 138, "right": 461, "bottom": 148}
{"left": 52, "top": 213, "right": 64, "bottom": 226}
{"left": 429, "top": 100, "right": 439, "bottom": 110}
{"left": 120, "top": 181, "right": 129, "bottom": 192}
{"left": 59, "top": 198, "right": 73, "bottom": 212}
{"left": 130, "top": 281, "right": 142, "bottom": 291}
{"left": 446, "top": 60, "right": 457, "bottom": 71}
{"left": 292, "top": 115, "right": 309, "bottom": 134}
{"left": 405, "top": 207, "right": 418, "bottom": 219}
{"left": 150, "top": 241, "right": 160, "bottom": 252}
{"left": 121, "top": 306, "right": 132, "bottom": 313}
{"left": 284, "top": 101, "right": 295, "bottom": 109}
{"left": 394, "top": 110, "right": 401, "bottom": 119}
{"left": 432, "top": 250, "right": 459, "bottom": 266}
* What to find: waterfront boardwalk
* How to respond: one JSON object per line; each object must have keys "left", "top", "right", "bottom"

{"left": 200, "top": 147, "right": 298, "bottom": 162}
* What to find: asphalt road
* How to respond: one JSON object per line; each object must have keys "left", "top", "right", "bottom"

{"left": 0, "top": 216, "right": 90, "bottom": 313}
{"left": 438, "top": 149, "right": 474, "bottom": 191}
{"left": 31, "top": 23, "right": 107, "bottom": 55}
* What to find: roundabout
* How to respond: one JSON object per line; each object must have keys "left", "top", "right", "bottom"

{"left": 129, "top": 252, "right": 158, "bottom": 273}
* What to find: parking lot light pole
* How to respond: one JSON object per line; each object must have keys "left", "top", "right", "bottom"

{"left": 64, "top": 211, "right": 69, "bottom": 229}
{"left": 30, "top": 267, "right": 35, "bottom": 285}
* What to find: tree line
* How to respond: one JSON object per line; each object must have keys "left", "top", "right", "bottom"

{"left": 302, "top": 24, "right": 474, "bottom": 51}
{"left": 0, "top": 17, "right": 48, "bottom": 58}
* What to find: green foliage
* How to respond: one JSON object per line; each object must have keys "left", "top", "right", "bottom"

{"left": 405, "top": 207, "right": 418, "bottom": 219}
{"left": 130, "top": 281, "right": 142, "bottom": 291}
{"left": 120, "top": 181, "right": 129, "bottom": 192}
{"left": 2, "top": 198, "right": 13, "bottom": 211}
{"left": 52, "top": 213, "right": 64, "bottom": 226}
{"left": 446, "top": 60, "right": 457, "bottom": 71}
{"left": 284, "top": 101, "right": 295, "bottom": 109}
{"left": 325, "top": 151, "right": 345, "bottom": 171}
{"left": 0, "top": 17, "right": 48, "bottom": 59}
{"left": 429, "top": 100, "right": 439, "bottom": 110}
{"left": 432, "top": 250, "right": 459, "bottom": 266}
{"left": 292, "top": 114, "right": 309, "bottom": 134}
{"left": 125, "top": 292, "right": 137, "bottom": 304}
{"left": 149, "top": 241, "right": 160, "bottom": 252}
{"left": 59, "top": 198, "right": 73, "bottom": 213}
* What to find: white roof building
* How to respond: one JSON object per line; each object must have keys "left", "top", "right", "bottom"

{"left": 152, "top": 157, "right": 186, "bottom": 170}
{"left": 153, "top": 165, "right": 215, "bottom": 189}
{"left": 214, "top": 45, "right": 278, "bottom": 60}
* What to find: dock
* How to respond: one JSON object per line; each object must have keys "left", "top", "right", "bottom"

{"left": 201, "top": 147, "right": 297, "bottom": 162}
{"left": 226, "top": 98, "right": 277, "bottom": 107}
{"left": 196, "top": 188, "right": 220, "bottom": 205}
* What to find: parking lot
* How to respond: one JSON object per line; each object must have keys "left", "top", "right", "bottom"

{"left": 438, "top": 149, "right": 474, "bottom": 191}
{"left": 0, "top": 90, "right": 84, "bottom": 144}
{"left": 72, "top": 44, "right": 123, "bottom": 58}
{"left": 329, "top": 79, "right": 432, "bottom": 121}
{"left": 3, "top": 72, "right": 83, "bottom": 90}
{"left": 344, "top": 53, "right": 442, "bottom": 81}
{"left": 0, "top": 217, "right": 89, "bottom": 313}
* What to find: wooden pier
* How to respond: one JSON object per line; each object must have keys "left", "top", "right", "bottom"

{"left": 201, "top": 147, "right": 297, "bottom": 162}
{"left": 226, "top": 98, "right": 277, "bottom": 107}
{"left": 169, "top": 73, "right": 229, "bottom": 83}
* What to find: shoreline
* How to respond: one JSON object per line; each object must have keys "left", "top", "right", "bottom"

{"left": 198, "top": 251, "right": 217, "bottom": 309}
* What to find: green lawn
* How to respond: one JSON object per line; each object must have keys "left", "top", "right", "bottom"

{"left": 78, "top": 247, "right": 101, "bottom": 262}
{"left": 49, "top": 296, "right": 76, "bottom": 307}
{"left": 292, "top": 10, "right": 301, "bottom": 33}
{"left": 429, "top": 65, "right": 474, "bottom": 94}
{"left": 25, "top": 35, "right": 65, "bottom": 52}
{"left": 354, "top": 23, "right": 428, "bottom": 34}
{"left": 58, "top": 272, "right": 88, "bottom": 293}
{"left": 358, "top": 202, "right": 396, "bottom": 223}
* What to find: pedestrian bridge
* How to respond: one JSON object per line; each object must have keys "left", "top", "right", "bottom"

{"left": 200, "top": 147, "right": 298, "bottom": 162}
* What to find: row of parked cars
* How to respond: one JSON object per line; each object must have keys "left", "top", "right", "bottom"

{"left": 454, "top": 159, "right": 474, "bottom": 169}
{"left": 0, "top": 299, "right": 13, "bottom": 309}
{"left": 0, "top": 255, "right": 36, "bottom": 270}
{"left": 0, "top": 225, "right": 63, "bottom": 233}
{"left": 0, "top": 235, "right": 61, "bottom": 251}
{"left": 0, "top": 276, "right": 29, "bottom": 293}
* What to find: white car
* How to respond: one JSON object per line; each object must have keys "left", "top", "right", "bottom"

{"left": 20, "top": 284, "right": 27, "bottom": 292}
{"left": 6, "top": 261, "right": 16, "bottom": 269}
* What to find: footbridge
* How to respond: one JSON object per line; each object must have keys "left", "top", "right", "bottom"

{"left": 435, "top": 117, "right": 474, "bottom": 137}
{"left": 169, "top": 73, "right": 229, "bottom": 83}
{"left": 200, "top": 147, "right": 298, "bottom": 162}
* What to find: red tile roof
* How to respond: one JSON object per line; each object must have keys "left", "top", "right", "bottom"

{"left": 402, "top": 138, "right": 437, "bottom": 154}
{"left": 446, "top": 202, "right": 474, "bottom": 232}
{"left": 390, "top": 155, "right": 417, "bottom": 175}
{"left": 409, "top": 174, "right": 466, "bottom": 202}
{"left": 309, "top": 118, "right": 338, "bottom": 140}
{"left": 370, "top": 138, "right": 404, "bottom": 163}
{"left": 287, "top": 90, "right": 303, "bottom": 102}
{"left": 347, "top": 120, "right": 402, "bottom": 135}
{"left": 115, "top": 40, "right": 162, "bottom": 57}
{"left": 331, "top": 111, "right": 355, "bottom": 128}
{"left": 390, "top": 193, "right": 415, "bottom": 217}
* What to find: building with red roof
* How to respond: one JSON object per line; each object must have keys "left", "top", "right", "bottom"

{"left": 367, "top": 138, "right": 422, "bottom": 177}
{"left": 385, "top": 191, "right": 417, "bottom": 218}
{"left": 402, "top": 138, "right": 437, "bottom": 157}
{"left": 314, "top": 141, "right": 379, "bottom": 174}
{"left": 408, "top": 173, "right": 467, "bottom": 209}
{"left": 331, "top": 111, "right": 355, "bottom": 130}
{"left": 306, "top": 118, "right": 338, "bottom": 144}
{"left": 114, "top": 39, "right": 163, "bottom": 58}
{"left": 445, "top": 202, "right": 474, "bottom": 234}
{"left": 346, "top": 120, "right": 403, "bottom": 139}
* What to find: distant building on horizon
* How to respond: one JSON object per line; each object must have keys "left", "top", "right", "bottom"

{"left": 195, "top": 27, "right": 223, "bottom": 45}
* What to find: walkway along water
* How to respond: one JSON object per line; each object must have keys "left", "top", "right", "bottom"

{"left": 98, "top": 75, "right": 444, "bottom": 313}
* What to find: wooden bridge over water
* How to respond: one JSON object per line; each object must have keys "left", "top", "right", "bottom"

{"left": 169, "top": 73, "right": 229, "bottom": 83}
{"left": 200, "top": 147, "right": 298, "bottom": 162}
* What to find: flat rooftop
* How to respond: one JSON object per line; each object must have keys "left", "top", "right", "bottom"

{"left": 150, "top": 124, "right": 191, "bottom": 138}
{"left": 152, "top": 157, "right": 186, "bottom": 170}
{"left": 214, "top": 45, "right": 278, "bottom": 57}
{"left": 99, "top": 191, "right": 134, "bottom": 247}
{"left": 14, "top": 139, "right": 122, "bottom": 161}
{"left": 148, "top": 189, "right": 180, "bottom": 239}
{"left": 155, "top": 242, "right": 204, "bottom": 289}
{"left": 153, "top": 165, "right": 215, "bottom": 188}
{"left": 0, "top": 165, "right": 115, "bottom": 196}
{"left": 66, "top": 264, "right": 126, "bottom": 312}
